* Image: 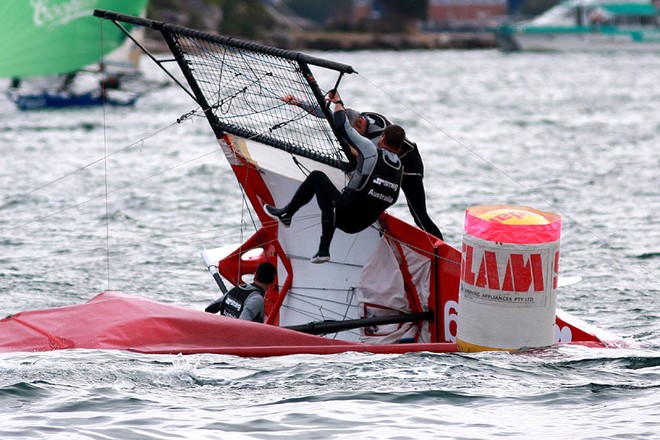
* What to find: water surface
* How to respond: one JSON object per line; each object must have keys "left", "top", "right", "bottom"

{"left": 1, "top": 49, "right": 659, "bottom": 439}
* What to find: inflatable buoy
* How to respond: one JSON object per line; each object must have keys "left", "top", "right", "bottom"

{"left": 457, "top": 205, "right": 562, "bottom": 352}
{"left": 477, "top": 208, "right": 550, "bottom": 225}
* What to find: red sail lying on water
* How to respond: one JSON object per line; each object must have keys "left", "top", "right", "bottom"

{"left": 0, "top": 292, "right": 460, "bottom": 356}
{"left": 0, "top": 291, "right": 622, "bottom": 356}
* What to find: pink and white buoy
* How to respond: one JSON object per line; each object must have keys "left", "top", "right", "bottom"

{"left": 457, "top": 205, "right": 562, "bottom": 352}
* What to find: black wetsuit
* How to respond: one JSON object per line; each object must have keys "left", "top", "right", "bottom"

{"left": 361, "top": 112, "right": 443, "bottom": 240}
{"left": 283, "top": 109, "right": 403, "bottom": 249}
{"left": 205, "top": 283, "right": 265, "bottom": 323}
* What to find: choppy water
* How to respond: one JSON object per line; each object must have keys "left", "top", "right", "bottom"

{"left": 1, "top": 49, "right": 659, "bottom": 439}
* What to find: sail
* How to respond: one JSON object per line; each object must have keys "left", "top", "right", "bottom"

{"left": 0, "top": 0, "right": 148, "bottom": 78}
{"left": 0, "top": 292, "right": 374, "bottom": 355}
{"left": 0, "top": 291, "right": 620, "bottom": 355}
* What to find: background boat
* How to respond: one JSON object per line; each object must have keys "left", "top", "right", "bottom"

{"left": 0, "top": 0, "right": 159, "bottom": 110}
{"left": 495, "top": 0, "right": 660, "bottom": 51}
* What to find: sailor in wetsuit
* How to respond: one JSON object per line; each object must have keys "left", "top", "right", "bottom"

{"left": 265, "top": 91, "right": 404, "bottom": 264}
{"left": 204, "top": 262, "right": 276, "bottom": 323}
{"left": 281, "top": 95, "right": 443, "bottom": 240}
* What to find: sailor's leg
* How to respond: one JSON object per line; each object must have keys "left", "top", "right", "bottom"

{"left": 301, "top": 171, "right": 338, "bottom": 264}
{"left": 287, "top": 170, "right": 339, "bottom": 214}
{"left": 311, "top": 226, "right": 333, "bottom": 264}
{"left": 265, "top": 171, "right": 339, "bottom": 229}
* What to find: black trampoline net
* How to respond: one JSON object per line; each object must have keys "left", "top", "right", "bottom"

{"left": 169, "top": 33, "right": 351, "bottom": 168}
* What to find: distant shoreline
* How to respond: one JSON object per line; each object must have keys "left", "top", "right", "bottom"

{"left": 282, "top": 31, "right": 497, "bottom": 51}
{"left": 144, "top": 31, "right": 497, "bottom": 53}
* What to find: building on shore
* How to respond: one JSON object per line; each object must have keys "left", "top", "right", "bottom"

{"left": 352, "top": 0, "right": 508, "bottom": 32}
{"left": 426, "top": 0, "right": 507, "bottom": 30}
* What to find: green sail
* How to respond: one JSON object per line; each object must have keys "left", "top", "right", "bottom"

{"left": 0, "top": 0, "right": 148, "bottom": 78}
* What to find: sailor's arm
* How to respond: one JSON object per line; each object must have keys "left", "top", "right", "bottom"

{"left": 329, "top": 91, "right": 376, "bottom": 161}
{"left": 204, "top": 294, "right": 226, "bottom": 314}
{"left": 281, "top": 94, "right": 326, "bottom": 118}
{"left": 238, "top": 293, "right": 264, "bottom": 321}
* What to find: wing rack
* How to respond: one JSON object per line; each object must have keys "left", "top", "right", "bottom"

{"left": 94, "top": 9, "right": 356, "bottom": 168}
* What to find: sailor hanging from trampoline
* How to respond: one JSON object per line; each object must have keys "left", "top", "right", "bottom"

{"left": 281, "top": 94, "right": 443, "bottom": 240}
{"left": 265, "top": 90, "right": 404, "bottom": 264}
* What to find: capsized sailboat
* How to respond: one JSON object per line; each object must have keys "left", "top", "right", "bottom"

{"left": 0, "top": 0, "right": 159, "bottom": 110}
{"left": 0, "top": 11, "right": 627, "bottom": 356}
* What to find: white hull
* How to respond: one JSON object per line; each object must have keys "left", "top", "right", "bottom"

{"left": 515, "top": 32, "right": 660, "bottom": 51}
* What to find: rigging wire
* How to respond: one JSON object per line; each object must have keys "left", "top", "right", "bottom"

{"left": 0, "top": 121, "right": 212, "bottom": 237}
{"left": 227, "top": 114, "right": 319, "bottom": 285}
{"left": 4, "top": 121, "right": 180, "bottom": 204}
{"left": 5, "top": 29, "right": 424, "bottom": 323}
{"left": 100, "top": 19, "right": 111, "bottom": 291}
{"left": 356, "top": 72, "right": 659, "bottom": 283}
{"left": 9, "top": 225, "right": 237, "bottom": 267}
{"left": 195, "top": 70, "right": 425, "bottom": 319}
{"left": 1, "top": 87, "right": 325, "bottom": 292}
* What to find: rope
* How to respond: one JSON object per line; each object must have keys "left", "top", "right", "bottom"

{"left": 100, "top": 18, "right": 111, "bottom": 291}
{"left": 357, "top": 71, "right": 658, "bottom": 283}
{"left": 6, "top": 121, "right": 180, "bottom": 203}
{"left": 0, "top": 117, "right": 212, "bottom": 238}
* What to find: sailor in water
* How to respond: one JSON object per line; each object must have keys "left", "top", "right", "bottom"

{"left": 265, "top": 91, "right": 404, "bottom": 264}
{"left": 281, "top": 94, "right": 443, "bottom": 240}
{"left": 204, "top": 262, "right": 276, "bottom": 322}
